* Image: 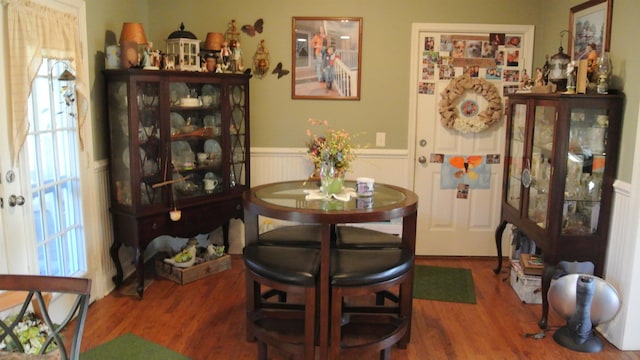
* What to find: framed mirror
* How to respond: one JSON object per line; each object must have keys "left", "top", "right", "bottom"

{"left": 292, "top": 17, "right": 362, "bottom": 100}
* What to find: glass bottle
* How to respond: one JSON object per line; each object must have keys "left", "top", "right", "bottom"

{"left": 597, "top": 52, "right": 611, "bottom": 94}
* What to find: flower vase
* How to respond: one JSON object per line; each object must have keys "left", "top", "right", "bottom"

{"left": 320, "top": 161, "right": 344, "bottom": 195}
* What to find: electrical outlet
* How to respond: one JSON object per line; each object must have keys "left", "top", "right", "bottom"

{"left": 376, "top": 132, "right": 386, "bottom": 147}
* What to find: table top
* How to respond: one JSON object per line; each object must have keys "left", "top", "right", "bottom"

{"left": 243, "top": 180, "right": 418, "bottom": 224}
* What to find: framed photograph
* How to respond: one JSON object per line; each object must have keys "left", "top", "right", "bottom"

{"left": 568, "top": 0, "right": 613, "bottom": 60}
{"left": 292, "top": 17, "right": 362, "bottom": 100}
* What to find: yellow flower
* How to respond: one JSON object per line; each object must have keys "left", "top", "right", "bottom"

{"left": 306, "top": 118, "right": 356, "bottom": 175}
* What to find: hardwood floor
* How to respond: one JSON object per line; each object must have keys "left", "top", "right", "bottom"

{"left": 80, "top": 256, "right": 639, "bottom": 359}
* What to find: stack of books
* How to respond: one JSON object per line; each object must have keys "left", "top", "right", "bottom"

{"left": 519, "top": 253, "right": 544, "bottom": 276}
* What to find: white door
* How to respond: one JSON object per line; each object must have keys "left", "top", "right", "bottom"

{"left": 408, "top": 23, "right": 534, "bottom": 256}
{"left": 0, "top": 0, "right": 96, "bottom": 279}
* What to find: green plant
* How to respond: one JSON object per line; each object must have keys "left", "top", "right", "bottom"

{"left": 1, "top": 312, "right": 58, "bottom": 355}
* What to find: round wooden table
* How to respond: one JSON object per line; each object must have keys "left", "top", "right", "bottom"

{"left": 243, "top": 180, "right": 418, "bottom": 359}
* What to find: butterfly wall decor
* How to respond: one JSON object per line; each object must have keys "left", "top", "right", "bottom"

{"left": 272, "top": 62, "right": 290, "bottom": 79}
{"left": 449, "top": 155, "right": 483, "bottom": 180}
{"left": 241, "top": 18, "right": 264, "bottom": 37}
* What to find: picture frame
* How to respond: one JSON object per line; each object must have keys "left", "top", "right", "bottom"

{"left": 568, "top": 0, "right": 613, "bottom": 60}
{"left": 292, "top": 17, "right": 362, "bottom": 100}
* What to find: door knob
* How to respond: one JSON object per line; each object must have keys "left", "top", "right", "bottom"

{"left": 8, "top": 195, "right": 25, "bottom": 207}
{"left": 418, "top": 156, "right": 427, "bottom": 164}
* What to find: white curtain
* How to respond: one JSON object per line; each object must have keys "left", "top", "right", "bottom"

{"left": 5, "top": 0, "right": 88, "bottom": 165}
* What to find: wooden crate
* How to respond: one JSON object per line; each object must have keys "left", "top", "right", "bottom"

{"left": 155, "top": 255, "right": 231, "bottom": 285}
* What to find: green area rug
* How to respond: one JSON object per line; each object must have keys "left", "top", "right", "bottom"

{"left": 413, "top": 265, "right": 477, "bottom": 304}
{"left": 81, "top": 333, "right": 190, "bottom": 360}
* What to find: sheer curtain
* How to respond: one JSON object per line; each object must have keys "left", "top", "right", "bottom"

{"left": 5, "top": 0, "right": 88, "bottom": 165}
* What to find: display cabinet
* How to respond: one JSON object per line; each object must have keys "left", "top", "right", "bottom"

{"left": 494, "top": 92, "right": 624, "bottom": 328}
{"left": 104, "top": 69, "right": 250, "bottom": 298}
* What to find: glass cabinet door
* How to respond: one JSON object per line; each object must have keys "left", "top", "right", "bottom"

{"left": 506, "top": 103, "right": 527, "bottom": 209}
{"left": 107, "top": 79, "right": 162, "bottom": 208}
{"left": 168, "top": 80, "right": 223, "bottom": 202}
{"left": 527, "top": 104, "right": 555, "bottom": 229}
{"left": 562, "top": 106, "right": 609, "bottom": 234}
{"left": 229, "top": 83, "right": 247, "bottom": 187}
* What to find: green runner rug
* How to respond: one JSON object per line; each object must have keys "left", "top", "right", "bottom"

{"left": 413, "top": 265, "right": 477, "bottom": 304}
{"left": 81, "top": 333, "right": 190, "bottom": 360}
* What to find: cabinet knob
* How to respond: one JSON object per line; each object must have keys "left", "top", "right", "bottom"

{"left": 151, "top": 222, "right": 158, "bottom": 230}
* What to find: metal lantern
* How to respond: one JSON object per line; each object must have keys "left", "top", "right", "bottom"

{"left": 548, "top": 31, "right": 571, "bottom": 92}
{"left": 548, "top": 46, "right": 570, "bottom": 92}
{"left": 166, "top": 23, "right": 200, "bottom": 71}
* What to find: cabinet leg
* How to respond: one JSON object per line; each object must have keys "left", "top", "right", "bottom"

{"left": 222, "top": 221, "right": 230, "bottom": 253}
{"left": 494, "top": 220, "right": 508, "bottom": 274}
{"left": 135, "top": 248, "right": 145, "bottom": 299}
{"left": 538, "top": 264, "right": 554, "bottom": 329}
{"left": 110, "top": 239, "right": 124, "bottom": 287}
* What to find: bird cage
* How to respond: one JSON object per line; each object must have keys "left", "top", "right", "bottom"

{"left": 166, "top": 23, "right": 200, "bottom": 71}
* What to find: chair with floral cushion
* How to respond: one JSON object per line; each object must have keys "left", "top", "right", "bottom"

{"left": 0, "top": 274, "right": 91, "bottom": 360}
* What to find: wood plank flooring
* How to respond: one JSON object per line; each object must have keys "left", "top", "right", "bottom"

{"left": 79, "top": 256, "right": 639, "bottom": 359}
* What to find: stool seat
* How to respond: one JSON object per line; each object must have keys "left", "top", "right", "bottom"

{"left": 331, "top": 248, "right": 413, "bottom": 286}
{"left": 336, "top": 226, "right": 401, "bottom": 249}
{"left": 258, "top": 225, "right": 323, "bottom": 247}
{"left": 244, "top": 245, "right": 319, "bottom": 286}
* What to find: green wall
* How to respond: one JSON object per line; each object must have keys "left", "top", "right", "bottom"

{"left": 85, "top": 0, "right": 638, "bottom": 181}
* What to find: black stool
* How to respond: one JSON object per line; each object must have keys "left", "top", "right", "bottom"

{"left": 259, "top": 224, "right": 324, "bottom": 247}
{"left": 244, "top": 245, "right": 319, "bottom": 360}
{"left": 336, "top": 226, "right": 401, "bottom": 249}
{"left": 330, "top": 247, "right": 414, "bottom": 360}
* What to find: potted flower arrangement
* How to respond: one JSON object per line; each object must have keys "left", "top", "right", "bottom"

{"left": 306, "top": 118, "right": 356, "bottom": 194}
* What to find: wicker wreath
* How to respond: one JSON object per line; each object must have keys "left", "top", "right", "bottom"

{"left": 438, "top": 75, "right": 503, "bottom": 133}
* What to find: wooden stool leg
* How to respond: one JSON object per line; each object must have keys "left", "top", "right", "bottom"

{"left": 330, "top": 286, "right": 343, "bottom": 360}
{"left": 245, "top": 272, "right": 259, "bottom": 342}
{"left": 304, "top": 287, "right": 316, "bottom": 360}
{"left": 257, "top": 341, "right": 268, "bottom": 360}
{"left": 380, "top": 347, "right": 391, "bottom": 360}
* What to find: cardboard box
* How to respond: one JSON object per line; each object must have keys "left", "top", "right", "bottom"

{"left": 155, "top": 255, "right": 231, "bottom": 284}
{"left": 509, "top": 261, "right": 542, "bottom": 304}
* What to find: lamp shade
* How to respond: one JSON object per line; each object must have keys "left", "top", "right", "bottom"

{"left": 203, "top": 32, "right": 224, "bottom": 51}
{"left": 119, "top": 22, "right": 148, "bottom": 45}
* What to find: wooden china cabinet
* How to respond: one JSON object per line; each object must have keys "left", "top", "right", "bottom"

{"left": 104, "top": 69, "right": 250, "bottom": 298}
{"left": 494, "top": 92, "right": 624, "bottom": 328}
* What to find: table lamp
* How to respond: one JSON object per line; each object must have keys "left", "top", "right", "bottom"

{"left": 548, "top": 273, "right": 621, "bottom": 352}
{"left": 119, "top": 22, "right": 148, "bottom": 68}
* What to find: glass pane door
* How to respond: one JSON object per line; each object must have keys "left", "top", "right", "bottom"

{"left": 506, "top": 103, "right": 526, "bottom": 209}
{"left": 169, "top": 80, "right": 223, "bottom": 203}
{"left": 562, "top": 106, "right": 609, "bottom": 234}
{"left": 527, "top": 104, "right": 556, "bottom": 229}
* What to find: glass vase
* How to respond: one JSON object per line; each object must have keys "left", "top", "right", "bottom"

{"left": 320, "top": 161, "right": 344, "bottom": 195}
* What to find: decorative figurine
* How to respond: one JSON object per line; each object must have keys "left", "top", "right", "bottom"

{"left": 220, "top": 41, "right": 231, "bottom": 72}
{"left": 253, "top": 39, "right": 270, "bottom": 79}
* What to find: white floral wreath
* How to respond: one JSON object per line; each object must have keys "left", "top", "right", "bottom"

{"left": 438, "top": 75, "right": 503, "bottom": 133}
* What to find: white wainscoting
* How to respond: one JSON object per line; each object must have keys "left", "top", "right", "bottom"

{"left": 250, "top": 147, "right": 411, "bottom": 188}
{"left": 93, "top": 160, "right": 136, "bottom": 299}
{"left": 599, "top": 180, "right": 640, "bottom": 350}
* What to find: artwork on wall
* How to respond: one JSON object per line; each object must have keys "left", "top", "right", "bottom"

{"left": 568, "top": 0, "right": 613, "bottom": 60}
{"left": 291, "top": 17, "right": 362, "bottom": 100}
